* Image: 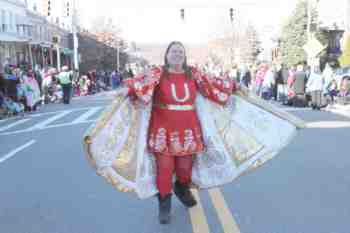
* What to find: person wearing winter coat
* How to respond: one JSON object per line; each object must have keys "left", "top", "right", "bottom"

{"left": 306, "top": 66, "right": 324, "bottom": 110}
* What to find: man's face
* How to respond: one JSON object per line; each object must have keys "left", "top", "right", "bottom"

{"left": 166, "top": 44, "right": 185, "bottom": 66}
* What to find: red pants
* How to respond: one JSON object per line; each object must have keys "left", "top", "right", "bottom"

{"left": 155, "top": 153, "right": 193, "bottom": 198}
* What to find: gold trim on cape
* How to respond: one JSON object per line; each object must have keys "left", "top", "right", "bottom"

{"left": 235, "top": 89, "right": 306, "bottom": 129}
{"left": 83, "top": 89, "right": 304, "bottom": 198}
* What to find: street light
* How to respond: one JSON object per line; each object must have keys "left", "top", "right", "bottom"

{"left": 180, "top": 8, "right": 185, "bottom": 20}
{"left": 65, "top": 2, "right": 70, "bottom": 17}
{"left": 229, "top": 8, "right": 234, "bottom": 22}
{"left": 47, "top": 0, "right": 51, "bottom": 16}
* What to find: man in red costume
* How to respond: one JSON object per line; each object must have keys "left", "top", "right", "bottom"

{"left": 121, "top": 41, "right": 237, "bottom": 224}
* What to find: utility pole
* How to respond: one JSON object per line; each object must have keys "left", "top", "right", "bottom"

{"left": 56, "top": 43, "right": 61, "bottom": 71}
{"left": 28, "top": 41, "right": 34, "bottom": 69}
{"left": 53, "top": 36, "right": 61, "bottom": 71}
{"left": 72, "top": 0, "right": 79, "bottom": 72}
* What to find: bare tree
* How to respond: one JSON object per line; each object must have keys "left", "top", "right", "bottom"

{"left": 90, "top": 16, "right": 128, "bottom": 70}
{"left": 240, "top": 23, "right": 261, "bottom": 64}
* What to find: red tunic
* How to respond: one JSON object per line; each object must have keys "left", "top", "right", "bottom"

{"left": 148, "top": 73, "right": 204, "bottom": 156}
{"left": 124, "top": 67, "right": 236, "bottom": 157}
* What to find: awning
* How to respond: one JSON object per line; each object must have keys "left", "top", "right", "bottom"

{"left": 0, "top": 34, "right": 28, "bottom": 43}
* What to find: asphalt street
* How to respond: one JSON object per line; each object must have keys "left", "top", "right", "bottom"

{"left": 1, "top": 92, "right": 350, "bottom": 233}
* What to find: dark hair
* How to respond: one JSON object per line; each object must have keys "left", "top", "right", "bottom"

{"left": 162, "top": 41, "right": 192, "bottom": 79}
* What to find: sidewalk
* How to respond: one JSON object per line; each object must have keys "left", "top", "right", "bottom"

{"left": 325, "top": 104, "right": 350, "bottom": 118}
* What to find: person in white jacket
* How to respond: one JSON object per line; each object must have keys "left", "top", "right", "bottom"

{"left": 306, "top": 66, "right": 324, "bottom": 110}
{"left": 261, "top": 67, "right": 275, "bottom": 100}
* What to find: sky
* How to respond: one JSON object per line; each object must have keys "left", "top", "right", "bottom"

{"left": 26, "top": 0, "right": 300, "bottom": 44}
{"left": 75, "top": 0, "right": 300, "bottom": 44}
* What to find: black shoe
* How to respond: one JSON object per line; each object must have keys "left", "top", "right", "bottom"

{"left": 157, "top": 193, "right": 171, "bottom": 224}
{"left": 174, "top": 181, "right": 197, "bottom": 208}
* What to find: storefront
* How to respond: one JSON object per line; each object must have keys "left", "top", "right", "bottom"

{"left": 0, "top": 35, "right": 28, "bottom": 69}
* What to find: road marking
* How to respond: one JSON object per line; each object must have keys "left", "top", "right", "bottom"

{"left": 71, "top": 107, "right": 102, "bottom": 124}
{"left": 281, "top": 108, "right": 310, "bottom": 112}
{"left": 26, "top": 106, "right": 106, "bottom": 118}
{"left": 0, "top": 140, "right": 36, "bottom": 163}
{"left": 208, "top": 188, "right": 241, "bottom": 233}
{"left": 189, "top": 189, "right": 210, "bottom": 233}
{"left": 26, "top": 110, "right": 73, "bottom": 130}
{"left": 44, "top": 120, "right": 96, "bottom": 129}
{"left": 29, "top": 108, "right": 90, "bottom": 118}
{"left": 0, "top": 104, "right": 106, "bottom": 124}
{"left": 307, "top": 121, "right": 350, "bottom": 128}
{"left": 326, "top": 109, "right": 350, "bottom": 119}
{"left": 0, "top": 120, "right": 96, "bottom": 136}
{"left": 0, "top": 118, "right": 11, "bottom": 123}
{"left": 0, "top": 119, "right": 31, "bottom": 132}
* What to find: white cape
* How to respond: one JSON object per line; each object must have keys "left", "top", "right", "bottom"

{"left": 83, "top": 92, "right": 305, "bottom": 199}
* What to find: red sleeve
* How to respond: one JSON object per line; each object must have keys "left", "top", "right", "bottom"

{"left": 122, "top": 67, "right": 162, "bottom": 104}
{"left": 193, "top": 68, "right": 236, "bottom": 106}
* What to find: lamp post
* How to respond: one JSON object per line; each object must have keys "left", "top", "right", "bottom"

{"left": 56, "top": 43, "right": 61, "bottom": 71}
{"left": 53, "top": 36, "right": 61, "bottom": 71}
{"left": 28, "top": 39, "right": 34, "bottom": 69}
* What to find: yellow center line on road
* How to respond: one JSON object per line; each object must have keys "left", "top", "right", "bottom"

{"left": 208, "top": 188, "right": 241, "bottom": 233}
{"left": 189, "top": 189, "right": 210, "bottom": 233}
